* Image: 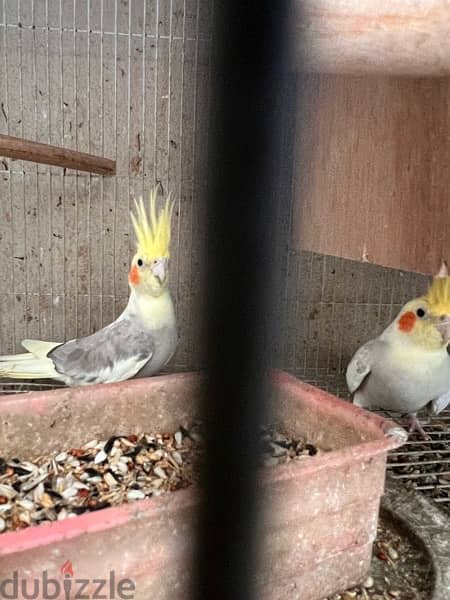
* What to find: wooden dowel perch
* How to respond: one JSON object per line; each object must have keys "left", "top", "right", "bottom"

{"left": 292, "top": 0, "right": 450, "bottom": 76}
{"left": 0, "top": 134, "right": 116, "bottom": 175}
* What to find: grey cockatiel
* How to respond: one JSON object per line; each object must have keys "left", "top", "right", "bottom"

{"left": 346, "top": 263, "right": 450, "bottom": 438}
{"left": 0, "top": 188, "right": 177, "bottom": 387}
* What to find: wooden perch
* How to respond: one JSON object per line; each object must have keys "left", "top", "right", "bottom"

{"left": 0, "top": 134, "right": 116, "bottom": 175}
{"left": 291, "top": 0, "right": 450, "bottom": 76}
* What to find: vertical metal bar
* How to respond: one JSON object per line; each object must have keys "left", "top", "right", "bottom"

{"left": 100, "top": 0, "right": 105, "bottom": 329}
{"left": 193, "top": 1, "right": 293, "bottom": 599}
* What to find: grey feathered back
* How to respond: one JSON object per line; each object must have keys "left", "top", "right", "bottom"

{"left": 49, "top": 318, "right": 154, "bottom": 386}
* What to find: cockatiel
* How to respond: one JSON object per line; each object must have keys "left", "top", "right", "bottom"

{"left": 0, "top": 188, "right": 177, "bottom": 387}
{"left": 346, "top": 263, "right": 450, "bottom": 438}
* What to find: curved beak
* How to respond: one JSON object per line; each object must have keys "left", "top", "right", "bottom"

{"left": 434, "top": 315, "right": 450, "bottom": 343}
{"left": 152, "top": 258, "right": 168, "bottom": 284}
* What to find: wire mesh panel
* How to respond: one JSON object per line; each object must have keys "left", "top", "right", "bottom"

{"left": 299, "top": 372, "right": 450, "bottom": 516}
{"left": 0, "top": 0, "right": 212, "bottom": 372}
{"left": 282, "top": 251, "right": 429, "bottom": 378}
{"left": 0, "top": 381, "right": 64, "bottom": 394}
{"left": 383, "top": 410, "right": 450, "bottom": 514}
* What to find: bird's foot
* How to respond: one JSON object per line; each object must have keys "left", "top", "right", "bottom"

{"left": 406, "top": 415, "right": 430, "bottom": 440}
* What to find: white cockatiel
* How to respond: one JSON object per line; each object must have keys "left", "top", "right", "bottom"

{"left": 346, "top": 263, "right": 450, "bottom": 438}
{"left": 0, "top": 188, "right": 177, "bottom": 387}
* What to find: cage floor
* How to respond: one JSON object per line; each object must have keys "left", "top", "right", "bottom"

{"left": 1, "top": 375, "right": 450, "bottom": 516}
{"left": 0, "top": 381, "right": 65, "bottom": 394}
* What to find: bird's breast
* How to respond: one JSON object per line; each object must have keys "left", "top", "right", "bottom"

{"left": 364, "top": 343, "right": 450, "bottom": 413}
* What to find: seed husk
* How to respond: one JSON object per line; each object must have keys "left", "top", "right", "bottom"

{"left": 0, "top": 424, "right": 322, "bottom": 535}
{"left": 94, "top": 450, "right": 107, "bottom": 465}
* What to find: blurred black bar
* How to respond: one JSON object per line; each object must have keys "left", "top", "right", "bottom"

{"left": 193, "top": 2, "right": 293, "bottom": 599}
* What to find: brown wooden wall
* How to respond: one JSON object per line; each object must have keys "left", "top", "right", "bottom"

{"left": 293, "top": 75, "right": 450, "bottom": 276}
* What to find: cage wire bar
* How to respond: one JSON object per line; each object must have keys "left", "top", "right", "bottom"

{"left": 301, "top": 373, "right": 450, "bottom": 515}
{"left": 191, "top": 1, "right": 293, "bottom": 599}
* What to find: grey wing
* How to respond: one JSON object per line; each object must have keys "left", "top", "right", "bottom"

{"left": 48, "top": 318, "right": 154, "bottom": 386}
{"left": 430, "top": 390, "right": 450, "bottom": 415}
{"left": 346, "top": 340, "right": 376, "bottom": 394}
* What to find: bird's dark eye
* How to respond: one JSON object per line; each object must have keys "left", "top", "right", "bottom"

{"left": 137, "top": 258, "right": 143, "bottom": 267}
{"left": 416, "top": 308, "right": 426, "bottom": 318}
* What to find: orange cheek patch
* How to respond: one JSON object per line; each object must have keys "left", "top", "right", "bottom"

{"left": 128, "top": 265, "right": 140, "bottom": 285}
{"left": 398, "top": 311, "right": 416, "bottom": 332}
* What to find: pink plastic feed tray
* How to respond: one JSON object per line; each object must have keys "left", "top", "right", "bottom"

{"left": 0, "top": 371, "right": 406, "bottom": 600}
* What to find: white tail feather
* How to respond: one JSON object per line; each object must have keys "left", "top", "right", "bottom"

{"left": 0, "top": 339, "right": 63, "bottom": 380}
{"left": 0, "top": 356, "right": 61, "bottom": 380}
{"left": 0, "top": 353, "right": 33, "bottom": 362}
{"left": 21, "top": 339, "right": 61, "bottom": 358}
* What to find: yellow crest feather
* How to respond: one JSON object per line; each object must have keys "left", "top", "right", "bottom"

{"left": 130, "top": 188, "right": 173, "bottom": 259}
{"left": 423, "top": 262, "right": 450, "bottom": 313}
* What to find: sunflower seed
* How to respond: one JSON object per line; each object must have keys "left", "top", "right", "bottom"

{"left": 148, "top": 450, "right": 164, "bottom": 462}
{"left": 87, "top": 476, "right": 102, "bottom": 484}
{"left": 115, "top": 461, "right": 129, "bottom": 476}
{"left": 33, "top": 482, "right": 45, "bottom": 503}
{"left": 104, "top": 472, "right": 118, "bottom": 488}
{"left": 387, "top": 547, "right": 398, "bottom": 561}
{"left": 16, "top": 498, "right": 34, "bottom": 511}
{"left": 104, "top": 436, "right": 123, "bottom": 454}
{"left": 172, "top": 452, "right": 183, "bottom": 465}
{"left": 153, "top": 466, "right": 167, "bottom": 479}
{"left": 83, "top": 440, "right": 98, "bottom": 449}
{"left": 72, "top": 481, "right": 89, "bottom": 490}
{"left": 94, "top": 450, "right": 107, "bottom": 464}
{"left": 21, "top": 473, "right": 48, "bottom": 493}
{"left": 0, "top": 484, "right": 17, "bottom": 499}
{"left": 9, "top": 465, "right": 33, "bottom": 477}
{"left": 57, "top": 509, "right": 69, "bottom": 521}
{"left": 61, "top": 486, "right": 79, "bottom": 500}
{"left": 127, "top": 489, "right": 145, "bottom": 501}
{"left": 18, "top": 512, "right": 31, "bottom": 525}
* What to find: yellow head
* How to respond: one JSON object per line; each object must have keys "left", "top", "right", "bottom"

{"left": 394, "top": 262, "right": 450, "bottom": 349}
{"left": 129, "top": 187, "right": 174, "bottom": 296}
